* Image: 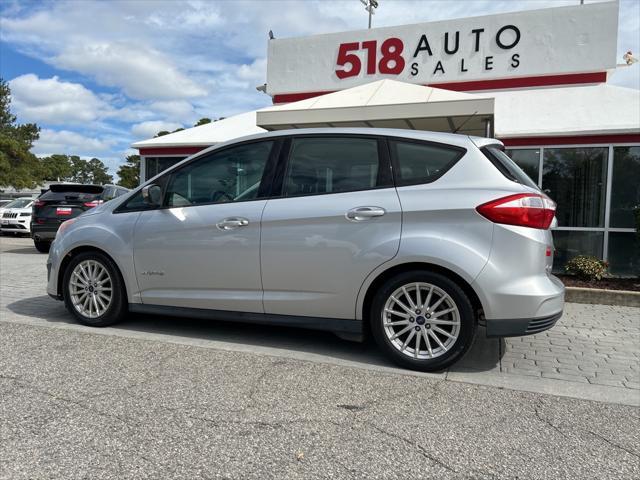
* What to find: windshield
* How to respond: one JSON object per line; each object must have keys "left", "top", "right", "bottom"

{"left": 4, "top": 199, "right": 33, "bottom": 209}
{"left": 483, "top": 146, "right": 540, "bottom": 190}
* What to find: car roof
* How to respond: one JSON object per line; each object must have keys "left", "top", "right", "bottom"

{"left": 195, "top": 128, "right": 502, "bottom": 157}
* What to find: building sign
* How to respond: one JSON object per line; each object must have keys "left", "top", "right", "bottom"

{"left": 267, "top": 1, "right": 618, "bottom": 98}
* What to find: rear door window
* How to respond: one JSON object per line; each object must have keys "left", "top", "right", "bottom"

{"left": 282, "top": 137, "right": 388, "bottom": 197}
{"left": 389, "top": 140, "right": 465, "bottom": 186}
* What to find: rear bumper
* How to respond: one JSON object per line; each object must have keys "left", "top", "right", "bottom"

{"left": 31, "top": 226, "right": 58, "bottom": 241}
{"left": 486, "top": 311, "right": 563, "bottom": 337}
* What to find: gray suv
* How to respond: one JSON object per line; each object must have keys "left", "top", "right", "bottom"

{"left": 46, "top": 129, "right": 564, "bottom": 371}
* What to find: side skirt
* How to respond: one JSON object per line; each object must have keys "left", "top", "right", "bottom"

{"left": 128, "top": 304, "right": 364, "bottom": 342}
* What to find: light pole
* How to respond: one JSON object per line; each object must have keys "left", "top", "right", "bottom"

{"left": 360, "top": 0, "right": 379, "bottom": 29}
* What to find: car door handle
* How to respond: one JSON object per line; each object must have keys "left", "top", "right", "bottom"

{"left": 216, "top": 217, "right": 249, "bottom": 230}
{"left": 346, "top": 206, "right": 386, "bottom": 222}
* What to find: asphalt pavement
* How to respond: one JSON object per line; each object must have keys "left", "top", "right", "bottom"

{"left": 1, "top": 236, "right": 639, "bottom": 479}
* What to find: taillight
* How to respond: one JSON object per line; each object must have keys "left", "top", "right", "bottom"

{"left": 476, "top": 193, "right": 556, "bottom": 229}
{"left": 83, "top": 200, "right": 104, "bottom": 208}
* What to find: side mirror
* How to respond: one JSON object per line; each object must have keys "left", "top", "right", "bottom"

{"left": 141, "top": 184, "right": 162, "bottom": 206}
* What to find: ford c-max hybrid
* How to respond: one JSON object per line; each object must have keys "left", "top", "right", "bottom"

{"left": 46, "top": 129, "right": 564, "bottom": 371}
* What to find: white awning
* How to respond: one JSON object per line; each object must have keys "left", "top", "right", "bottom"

{"left": 131, "top": 81, "right": 639, "bottom": 152}
{"left": 256, "top": 79, "right": 495, "bottom": 137}
{"left": 131, "top": 111, "right": 266, "bottom": 148}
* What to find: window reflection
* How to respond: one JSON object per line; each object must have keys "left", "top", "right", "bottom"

{"left": 608, "top": 233, "right": 640, "bottom": 277}
{"left": 611, "top": 147, "right": 640, "bottom": 229}
{"left": 552, "top": 231, "right": 604, "bottom": 272}
{"left": 145, "top": 157, "right": 185, "bottom": 178}
{"left": 505, "top": 149, "right": 540, "bottom": 185}
{"left": 542, "top": 148, "right": 607, "bottom": 227}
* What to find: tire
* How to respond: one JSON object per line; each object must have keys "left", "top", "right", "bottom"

{"left": 370, "top": 271, "right": 476, "bottom": 372}
{"left": 34, "top": 240, "right": 51, "bottom": 253}
{"left": 62, "top": 251, "right": 127, "bottom": 327}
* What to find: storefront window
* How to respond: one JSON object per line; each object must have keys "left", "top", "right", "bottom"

{"left": 145, "top": 157, "right": 185, "bottom": 179}
{"left": 552, "top": 230, "right": 604, "bottom": 272}
{"left": 607, "top": 232, "right": 640, "bottom": 277}
{"left": 542, "top": 148, "right": 607, "bottom": 227}
{"left": 505, "top": 149, "right": 539, "bottom": 185}
{"left": 610, "top": 146, "right": 640, "bottom": 229}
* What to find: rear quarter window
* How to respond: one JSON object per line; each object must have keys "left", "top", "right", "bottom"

{"left": 482, "top": 146, "right": 540, "bottom": 190}
{"left": 389, "top": 139, "right": 465, "bottom": 186}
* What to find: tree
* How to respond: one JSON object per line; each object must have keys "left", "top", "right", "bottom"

{"left": 116, "top": 154, "right": 140, "bottom": 189}
{"left": 67, "top": 156, "right": 112, "bottom": 184}
{"left": 155, "top": 130, "right": 170, "bottom": 137}
{"left": 0, "top": 77, "right": 42, "bottom": 188}
{"left": 194, "top": 118, "right": 211, "bottom": 127}
{"left": 87, "top": 158, "right": 113, "bottom": 185}
{"left": 40, "top": 154, "right": 73, "bottom": 181}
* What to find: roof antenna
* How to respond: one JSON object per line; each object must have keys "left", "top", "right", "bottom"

{"left": 452, "top": 111, "right": 478, "bottom": 133}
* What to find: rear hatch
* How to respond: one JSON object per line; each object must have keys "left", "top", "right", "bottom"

{"left": 33, "top": 184, "right": 104, "bottom": 229}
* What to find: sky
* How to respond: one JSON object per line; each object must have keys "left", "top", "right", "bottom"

{"left": 1, "top": 0, "right": 638, "bottom": 177}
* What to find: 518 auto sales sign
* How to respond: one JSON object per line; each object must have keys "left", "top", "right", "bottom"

{"left": 266, "top": 2, "right": 617, "bottom": 98}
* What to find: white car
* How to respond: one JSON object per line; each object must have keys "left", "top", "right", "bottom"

{"left": 1, "top": 197, "right": 35, "bottom": 235}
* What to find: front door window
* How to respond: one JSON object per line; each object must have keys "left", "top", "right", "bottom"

{"left": 165, "top": 141, "right": 274, "bottom": 207}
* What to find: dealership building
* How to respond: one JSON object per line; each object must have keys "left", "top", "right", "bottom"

{"left": 132, "top": 1, "right": 639, "bottom": 276}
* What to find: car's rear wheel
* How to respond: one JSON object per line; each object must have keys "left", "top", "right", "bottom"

{"left": 371, "top": 271, "right": 476, "bottom": 372}
{"left": 62, "top": 252, "right": 127, "bottom": 327}
{"left": 33, "top": 240, "right": 51, "bottom": 253}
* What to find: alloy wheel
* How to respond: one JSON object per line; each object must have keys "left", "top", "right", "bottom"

{"left": 69, "top": 259, "right": 113, "bottom": 318}
{"left": 382, "top": 282, "right": 460, "bottom": 360}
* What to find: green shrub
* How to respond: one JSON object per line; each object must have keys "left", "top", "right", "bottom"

{"left": 565, "top": 255, "right": 608, "bottom": 281}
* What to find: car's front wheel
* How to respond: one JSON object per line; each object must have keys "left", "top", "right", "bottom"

{"left": 33, "top": 240, "right": 51, "bottom": 253}
{"left": 371, "top": 271, "right": 476, "bottom": 372}
{"left": 62, "top": 252, "right": 127, "bottom": 327}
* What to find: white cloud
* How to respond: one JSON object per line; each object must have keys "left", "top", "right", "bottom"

{"left": 147, "top": 100, "right": 197, "bottom": 123}
{"left": 3, "top": 0, "right": 637, "bottom": 176}
{"left": 131, "top": 120, "right": 184, "bottom": 140}
{"left": 237, "top": 57, "right": 268, "bottom": 85}
{"left": 8, "top": 74, "right": 109, "bottom": 124}
{"left": 52, "top": 42, "right": 206, "bottom": 100}
{"left": 32, "top": 129, "right": 118, "bottom": 156}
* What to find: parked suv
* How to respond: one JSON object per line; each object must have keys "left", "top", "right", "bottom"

{"left": 1, "top": 197, "right": 35, "bottom": 235}
{"left": 46, "top": 129, "right": 564, "bottom": 371}
{"left": 32, "top": 184, "right": 129, "bottom": 253}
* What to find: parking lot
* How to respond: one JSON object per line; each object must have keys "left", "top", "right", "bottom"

{"left": 1, "top": 235, "right": 639, "bottom": 479}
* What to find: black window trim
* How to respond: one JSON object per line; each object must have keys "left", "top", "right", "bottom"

{"left": 482, "top": 144, "right": 540, "bottom": 190}
{"left": 268, "top": 133, "right": 394, "bottom": 201}
{"left": 114, "top": 138, "right": 283, "bottom": 214}
{"left": 387, "top": 137, "right": 467, "bottom": 187}
{"left": 481, "top": 144, "right": 517, "bottom": 182}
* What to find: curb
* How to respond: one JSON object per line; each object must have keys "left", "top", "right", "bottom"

{"left": 565, "top": 286, "right": 640, "bottom": 308}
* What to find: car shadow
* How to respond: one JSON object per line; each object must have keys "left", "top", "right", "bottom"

{"left": 6, "top": 295, "right": 504, "bottom": 374}
{"left": 2, "top": 247, "right": 39, "bottom": 255}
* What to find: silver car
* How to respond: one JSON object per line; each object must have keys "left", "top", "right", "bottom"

{"left": 47, "top": 129, "right": 564, "bottom": 371}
